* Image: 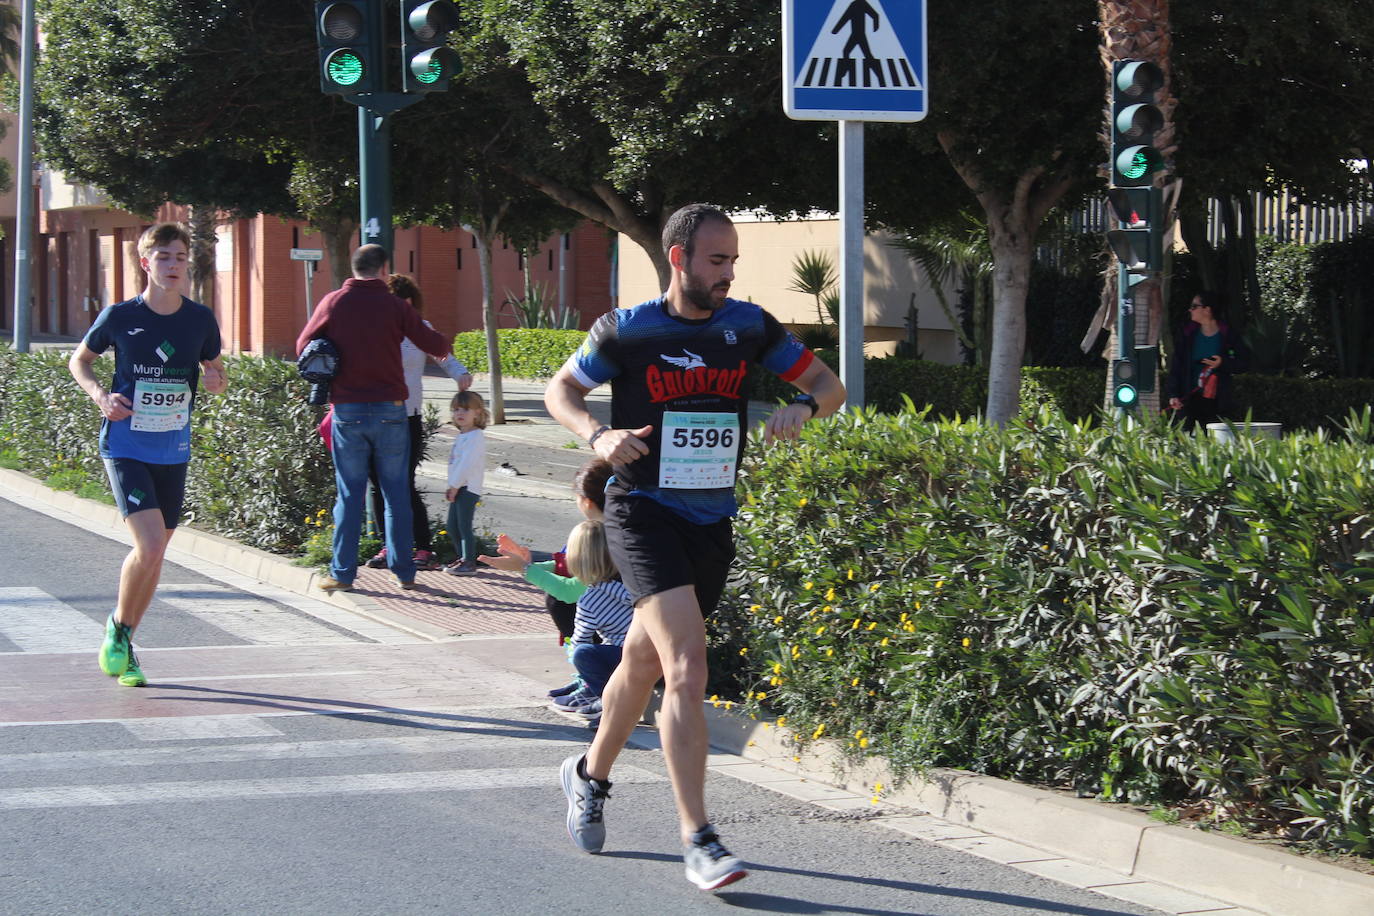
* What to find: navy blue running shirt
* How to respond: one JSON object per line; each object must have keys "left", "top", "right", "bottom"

{"left": 566, "top": 296, "right": 811, "bottom": 524}
{"left": 83, "top": 296, "right": 222, "bottom": 464}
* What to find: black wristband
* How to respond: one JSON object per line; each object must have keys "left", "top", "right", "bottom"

{"left": 789, "top": 393, "right": 819, "bottom": 417}
{"left": 587, "top": 425, "right": 612, "bottom": 447}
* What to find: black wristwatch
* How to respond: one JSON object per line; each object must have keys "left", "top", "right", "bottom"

{"left": 789, "top": 393, "right": 819, "bottom": 417}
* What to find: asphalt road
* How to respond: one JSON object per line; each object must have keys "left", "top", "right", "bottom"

{"left": 0, "top": 496, "right": 1163, "bottom": 916}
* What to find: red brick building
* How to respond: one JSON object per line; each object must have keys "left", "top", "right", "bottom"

{"left": 0, "top": 160, "right": 616, "bottom": 355}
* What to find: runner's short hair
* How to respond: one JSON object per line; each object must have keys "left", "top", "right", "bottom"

{"left": 566, "top": 519, "right": 616, "bottom": 586}
{"left": 661, "top": 204, "right": 732, "bottom": 261}
{"left": 137, "top": 222, "right": 192, "bottom": 259}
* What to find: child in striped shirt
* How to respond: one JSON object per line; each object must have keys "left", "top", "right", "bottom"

{"left": 534, "top": 519, "right": 631, "bottom": 721}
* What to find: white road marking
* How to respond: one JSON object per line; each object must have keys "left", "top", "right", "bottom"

{"left": 0, "top": 765, "right": 666, "bottom": 810}
{"left": 154, "top": 584, "right": 360, "bottom": 645}
{"left": 0, "top": 587, "right": 104, "bottom": 654}
{"left": 121, "top": 716, "right": 286, "bottom": 741}
{"left": 1, "top": 733, "right": 582, "bottom": 773}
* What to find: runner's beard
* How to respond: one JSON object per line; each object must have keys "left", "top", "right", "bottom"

{"left": 683, "top": 275, "right": 728, "bottom": 312}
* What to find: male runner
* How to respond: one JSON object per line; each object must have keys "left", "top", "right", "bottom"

{"left": 546, "top": 204, "right": 846, "bottom": 890}
{"left": 69, "top": 222, "right": 227, "bottom": 687}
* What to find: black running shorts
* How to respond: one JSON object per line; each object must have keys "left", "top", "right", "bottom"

{"left": 603, "top": 487, "right": 735, "bottom": 617}
{"left": 103, "top": 457, "right": 188, "bottom": 529}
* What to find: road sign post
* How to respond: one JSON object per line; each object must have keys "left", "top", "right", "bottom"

{"left": 291, "top": 248, "right": 325, "bottom": 318}
{"left": 783, "top": 0, "right": 927, "bottom": 410}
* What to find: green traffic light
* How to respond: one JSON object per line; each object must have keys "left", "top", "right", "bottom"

{"left": 326, "top": 49, "right": 365, "bottom": 87}
{"left": 416, "top": 58, "right": 440, "bottom": 84}
{"left": 1114, "top": 384, "right": 1138, "bottom": 406}
{"left": 1116, "top": 145, "right": 1163, "bottom": 182}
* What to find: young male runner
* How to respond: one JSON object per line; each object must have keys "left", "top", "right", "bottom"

{"left": 545, "top": 204, "right": 846, "bottom": 890}
{"left": 69, "top": 222, "right": 227, "bottom": 687}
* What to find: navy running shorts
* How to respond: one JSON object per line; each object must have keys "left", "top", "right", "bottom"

{"left": 103, "top": 457, "right": 188, "bottom": 529}
{"left": 603, "top": 487, "right": 735, "bottom": 616}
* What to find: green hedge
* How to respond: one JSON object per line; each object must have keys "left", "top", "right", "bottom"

{"left": 0, "top": 345, "right": 336, "bottom": 553}
{"left": 712, "top": 405, "right": 1374, "bottom": 853}
{"left": 453, "top": 329, "right": 586, "bottom": 379}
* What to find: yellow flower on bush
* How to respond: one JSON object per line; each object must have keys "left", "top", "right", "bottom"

{"left": 749, "top": 604, "right": 762, "bottom": 613}
{"left": 854, "top": 729, "right": 864, "bottom": 738}
{"left": 847, "top": 568, "right": 855, "bottom": 580}
{"left": 739, "top": 647, "right": 749, "bottom": 655}
{"left": 773, "top": 615, "right": 784, "bottom": 624}
{"left": 798, "top": 497, "right": 808, "bottom": 507}
{"left": 825, "top": 587, "right": 836, "bottom": 601}
{"left": 770, "top": 676, "right": 781, "bottom": 686}
{"left": 851, "top": 619, "right": 861, "bottom": 630}
{"left": 869, "top": 583, "right": 879, "bottom": 592}
{"left": 935, "top": 579, "right": 945, "bottom": 590}
{"left": 791, "top": 645, "right": 801, "bottom": 659}
{"left": 776, "top": 716, "right": 786, "bottom": 727}
{"left": 880, "top": 637, "right": 890, "bottom": 647}
{"left": 826, "top": 648, "right": 834, "bottom": 657}
{"left": 851, "top": 677, "right": 860, "bottom": 687}
{"left": 866, "top": 622, "right": 877, "bottom": 631}
{"left": 803, "top": 581, "right": 813, "bottom": 590}
{"left": 962, "top": 637, "right": 972, "bottom": 648}
{"left": 815, "top": 625, "right": 826, "bottom": 636}
{"left": 772, "top": 662, "right": 782, "bottom": 675}
{"left": 812, "top": 723, "right": 826, "bottom": 739}
{"left": 859, "top": 737, "right": 869, "bottom": 748}
{"left": 755, "top": 691, "right": 767, "bottom": 700}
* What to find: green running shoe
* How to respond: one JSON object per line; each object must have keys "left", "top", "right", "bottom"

{"left": 98, "top": 614, "right": 132, "bottom": 677}
{"left": 118, "top": 649, "right": 147, "bottom": 687}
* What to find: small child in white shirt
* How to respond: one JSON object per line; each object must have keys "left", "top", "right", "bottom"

{"left": 444, "top": 390, "right": 487, "bottom": 575}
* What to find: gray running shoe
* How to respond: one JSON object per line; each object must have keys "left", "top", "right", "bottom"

{"left": 576, "top": 698, "right": 603, "bottom": 718}
{"left": 560, "top": 754, "right": 611, "bottom": 853}
{"left": 684, "top": 825, "right": 747, "bottom": 891}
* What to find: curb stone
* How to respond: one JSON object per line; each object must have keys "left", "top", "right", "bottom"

{"left": 699, "top": 702, "right": 1374, "bottom": 916}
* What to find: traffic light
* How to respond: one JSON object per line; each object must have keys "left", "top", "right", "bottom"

{"left": 317, "top": 1, "right": 381, "bottom": 95}
{"left": 1112, "top": 358, "right": 1139, "bottom": 408}
{"left": 1105, "top": 187, "right": 1162, "bottom": 272}
{"left": 401, "top": 1, "right": 461, "bottom": 93}
{"left": 1110, "top": 59, "right": 1164, "bottom": 188}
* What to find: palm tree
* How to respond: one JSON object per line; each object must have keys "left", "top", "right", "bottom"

{"left": 889, "top": 214, "right": 994, "bottom": 366}
{"left": 1099, "top": 1, "right": 1177, "bottom": 415}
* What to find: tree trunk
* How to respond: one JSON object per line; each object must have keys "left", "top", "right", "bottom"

{"left": 464, "top": 211, "right": 509, "bottom": 425}
{"left": 187, "top": 206, "right": 219, "bottom": 308}
{"left": 317, "top": 220, "right": 358, "bottom": 291}
{"left": 512, "top": 170, "right": 671, "bottom": 289}
{"left": 984, "top": 225, "right": 1033, "bottom": 423}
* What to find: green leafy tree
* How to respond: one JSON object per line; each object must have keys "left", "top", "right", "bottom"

{"left": 32, "top": 0, "right": 355, "bottom": 281}
{"left": 462, "top": 0, "right": 836, "bottom": 288}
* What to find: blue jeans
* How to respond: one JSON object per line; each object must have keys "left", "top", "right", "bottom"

{"left": 572, "top": 642, "right": 623, "bottom": 696}
{"left": 330, "top": 401, "right": 415, "bottom": 583}
{"left": 446, "top": 488, "right": 481, "bottom": 562}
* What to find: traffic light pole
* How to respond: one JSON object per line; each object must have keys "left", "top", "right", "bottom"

{"left": 358, "top": 107, "right": 393, "bottom": 253}
{"left": 352, "top": 93, "right": 421, "bottom": 254}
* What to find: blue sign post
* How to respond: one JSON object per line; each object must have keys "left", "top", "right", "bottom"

{"left": 784, "top": 0, "right": 927, "bottom": 122}
{"left": 783, "top": 0, "right": 928, "bottom": 409}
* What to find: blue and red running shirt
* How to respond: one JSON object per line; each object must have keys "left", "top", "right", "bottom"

{"left": 565, "top": 296, "right": 812, "bottom": 524}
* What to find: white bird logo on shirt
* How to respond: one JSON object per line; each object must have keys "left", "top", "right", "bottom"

{"left": 661, "top": 349, "right": 706, "bottom": 370}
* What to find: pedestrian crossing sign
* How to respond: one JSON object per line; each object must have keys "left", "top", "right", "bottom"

{"left": 783, "top": 0, "right": 927, "bottom": 122}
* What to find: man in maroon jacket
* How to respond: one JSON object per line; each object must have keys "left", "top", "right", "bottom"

{"left": 296, "top": 245, "right": 452, "bottom": 591}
